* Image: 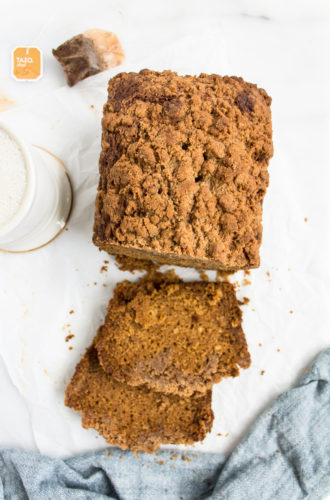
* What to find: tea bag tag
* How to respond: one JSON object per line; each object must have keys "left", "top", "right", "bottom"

{"left": 12, "top": 47, "right": 43, "bottom": 81}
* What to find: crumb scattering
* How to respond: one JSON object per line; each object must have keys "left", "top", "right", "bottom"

{"left": 182, "top": 455, "right": 192, "bottom": 462}
{"left": 242, "top": 278, "right": 251, "bottom": 286}
{"left": 216, "top": 270, "right": 235, "bottom": 283}
{"left": 100, "top": 265, "right": 108, "bottom": 273}
{"left": 115, "top": 255, "right": 160, "bottom": 274}
{"left": 65, "top": 334, "right": 75, "bottom": 342}
{"left": 238, "top": 296, "right": 250, "bottom": 305}
{"left": 198, "top": 269, "right": 209, "bottom": 282}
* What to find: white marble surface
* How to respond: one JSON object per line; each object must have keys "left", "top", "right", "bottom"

{"left": 0, "top": 0, "right": 329, "bottom": 480}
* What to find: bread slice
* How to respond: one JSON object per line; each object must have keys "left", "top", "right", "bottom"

{"left": 95, "top": 275, "right": 251, "bottom": 396}
{"left": 65, "top": 346, "right": 214, "bottom": 453}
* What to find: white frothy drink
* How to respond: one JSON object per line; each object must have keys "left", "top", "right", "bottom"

{"left": 0, "top": 127, "right": 27, "bottom": 229}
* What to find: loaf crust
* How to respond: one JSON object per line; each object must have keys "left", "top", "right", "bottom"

{"left": 93, "top": 70, "right": 273, "bottom": 270}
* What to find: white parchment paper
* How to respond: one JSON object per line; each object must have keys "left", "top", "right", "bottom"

{"left": 0, "top": 0, "right": 329, "bottom": 459}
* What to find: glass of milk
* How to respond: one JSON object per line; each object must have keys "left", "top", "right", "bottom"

{"left": 0, "top": 122, "right": 72, "bottom": 252}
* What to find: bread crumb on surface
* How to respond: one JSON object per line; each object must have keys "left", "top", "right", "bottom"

{"left": 225, "top": 433, "right": 229, "bottom": 437}
{"left": 217, "top": 433, "right": 222, "bottom": 436}
{"left": 198, "top": 269, "right": 209, "bottom": 282}
{"left": 100, "top": 265, "right": 108, "bottom": 273}
{"left": 304, "top": 217, "right": 308, "bottom": 222}
{"left": 216, "top": 270, "right": 235, "bottom": 283}
{"left": 68, "top": 346, "right": 73, "bottom": 350}
{"left": 260, "top": 370, "right": 265, "bottom": 376}
{"left": 242, "top": 278, "right": 251, "bottom": 286}
{"left": 258, "top": 343, "right": 262, "bottom": 347}
{"left": 289, "top": 310, "right": 293, "bottom": 314}
{"left": 182, "top": 456, "right": 192, "bottom": 462}
{"left": 266, "top": 271, "right": 270, "bottom": 277}
{"left": 238, "top": 296, "right": 250, "bottom": 306}
{"left": 69, "top": 310, "right": 74, "bottom": 314}
{"left": 65, "top": 334, "right": 75, "bottom": 342}
{"left": 277, "top": 348, "right": 280, "bottom": 352}
{"left": 115, "top": 255, "right": 160, "bottom": 274}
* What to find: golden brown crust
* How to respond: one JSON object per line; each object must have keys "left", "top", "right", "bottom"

{"left": 93, "top": 70, "right": 273, "bottom": 270}
{"left": 65, "top": 346, "right": 213, "bottom": 453}
{"left": 95, "top": 275, "right": 251, "bottom": 396}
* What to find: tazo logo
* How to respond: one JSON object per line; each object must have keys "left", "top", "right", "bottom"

{"left": 16, "top": 56, "right": 33, "bottom": 65}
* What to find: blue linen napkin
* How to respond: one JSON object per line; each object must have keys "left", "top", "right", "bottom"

{"left": 0, "top": 349, "right": 329, "bottom": 500}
